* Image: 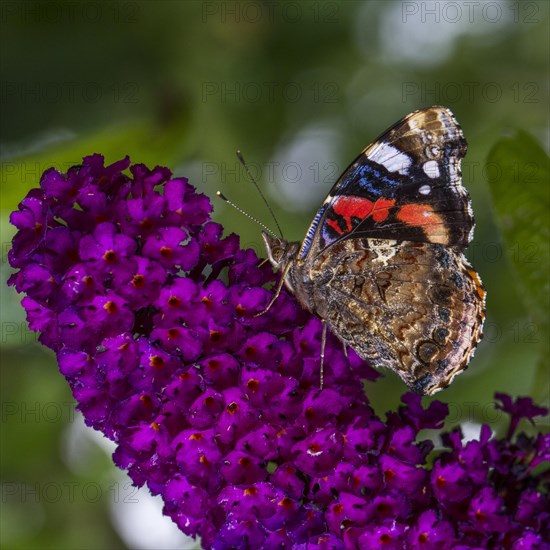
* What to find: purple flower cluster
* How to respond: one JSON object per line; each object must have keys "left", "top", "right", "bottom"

{"left": 8, "top": 155, "right": 549, "bottom": 549}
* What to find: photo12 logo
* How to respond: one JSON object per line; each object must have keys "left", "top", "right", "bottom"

{"left": 402, "top": 81, "right": 540, "bottom": 104}
{"left": 0, "top": 1, "right": 140, "bottom": 23}
{"left": 1, "top": 481, "right": 140, "bottom": 504}
{"left": 1, "top": 81, "right": 140, "bottom": 105}
{"left": 201, "top": 1, "right": 339, "bottom": 23}
{"left": 201, "top": 81, "right": 339, "bottom": 104}
{"left": 401, "top": 1, "right": 540, "bottom": 24}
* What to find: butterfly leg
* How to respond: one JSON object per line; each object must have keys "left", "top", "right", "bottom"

{"left": 255, "top": 264, "right": 291, "bottom": 317}
{"left": 320, "top": 320, "right": 327, "bottom": 390}
{"left": 343, "top": 344, "right": 348, "bottom": 358}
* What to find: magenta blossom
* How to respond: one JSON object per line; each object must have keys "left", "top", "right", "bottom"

{"left": 8, "top": 155, "right": 549, "bottom": 549}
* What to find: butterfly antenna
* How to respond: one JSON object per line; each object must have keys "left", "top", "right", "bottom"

{"left": 236, "top": 150, "right": 284, "bottom": 239}
{"left": 216, "top": 191, "right": 278, "bottom": 238}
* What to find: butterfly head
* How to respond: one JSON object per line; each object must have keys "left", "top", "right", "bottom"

{"left": 261, "top": 232, "right": 299, "bottom": 271}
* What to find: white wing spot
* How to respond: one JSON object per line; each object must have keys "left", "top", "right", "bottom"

{"left": 423, "top": 160, "right": 440, "bottom": 179}
{"left": 369, "top": 142, "right": 412, "bottom": 175}
{"left": 368, "top": 239, "right": 398, "bottom": 266}
{"left": 419, "top": 184, "right": 431, "bottom": 195}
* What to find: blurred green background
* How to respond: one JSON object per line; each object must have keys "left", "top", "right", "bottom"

{"left": 1, "top": 1, "right": 548, "bottom": 548}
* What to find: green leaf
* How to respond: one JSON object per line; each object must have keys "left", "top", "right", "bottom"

{"left": 486, "top": 131, "right": 550, "bottom": 398}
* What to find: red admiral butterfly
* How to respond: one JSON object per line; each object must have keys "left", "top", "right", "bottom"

{"left": 262, "top": 106, "right": 486, "bottom": 395}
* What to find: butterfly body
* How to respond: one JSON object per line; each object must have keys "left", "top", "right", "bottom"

{"left": 263, "top": 106, "right": 486, "bottom": 395}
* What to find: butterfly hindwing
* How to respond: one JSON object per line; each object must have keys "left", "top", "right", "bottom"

{"left": 299, "top": 106, "right": 474, "bottom": 260}
{"left": 315, "top": 238, "right": 485, "bottom": 395}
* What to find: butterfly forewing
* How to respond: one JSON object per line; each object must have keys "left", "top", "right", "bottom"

{"left": 299, "top": 106, "right": 474, "bottom": 261}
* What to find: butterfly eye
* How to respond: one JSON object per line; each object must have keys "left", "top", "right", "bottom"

{"left": 272, "top": 247, "right": 284, "bottom": 263}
